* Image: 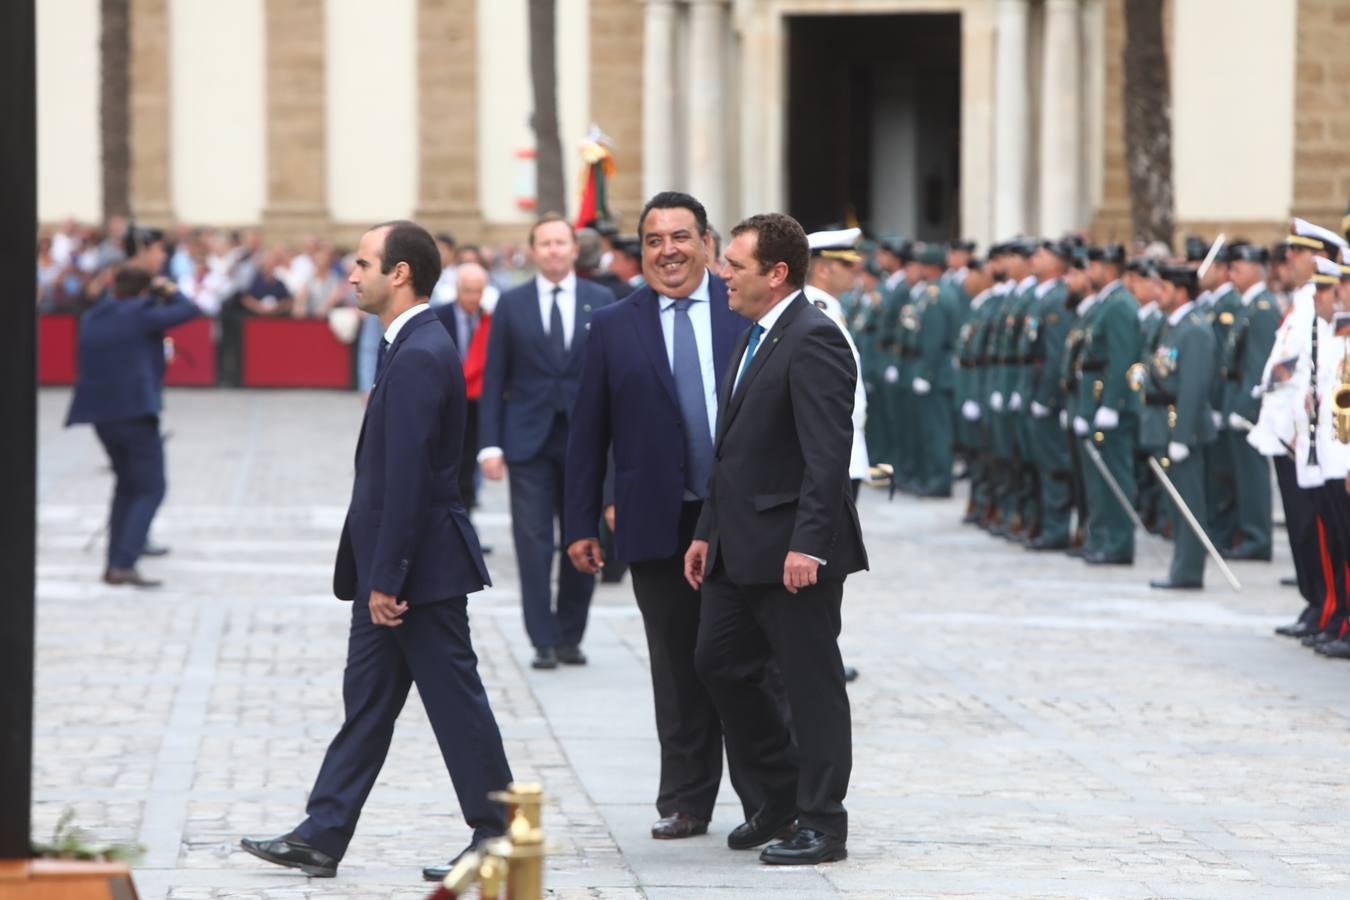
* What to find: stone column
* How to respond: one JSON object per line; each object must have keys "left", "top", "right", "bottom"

{"left": 129, "top": 0, "right": 172, "bottom": 225}
{"left": 642, "top": 0, "right": 677, "bottom": 202}
{"left": 993, "top": 0, "right": 1030, "bottom": 238}
{"left": 262, "top": 0, "right": 329, "bottom": 239}
{"left": 734, "top": 4, "right": 786, "bottom": 223}
{"left": 686, "top": 0, "right": 728, "bottom": 227}
{"left": 416, "top": 0, "right": 481, "bottom": 236}
{"left": 588, "top": 0, "right": 644, "bottom": 229}
{"left": 1039, "top": 0, "right": 1082, "bottom": 236}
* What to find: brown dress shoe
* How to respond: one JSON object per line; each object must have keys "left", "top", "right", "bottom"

{"left": 651, "top": 813, "right": 708, "bottom": 840}
{"left": 103, "top": 567, "right": 162, "bottom": 588}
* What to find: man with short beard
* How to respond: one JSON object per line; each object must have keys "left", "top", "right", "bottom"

{"left": 565, "top": 192, "right": 750, "bottom": 840}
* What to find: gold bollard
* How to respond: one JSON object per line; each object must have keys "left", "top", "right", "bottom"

{"left": 477, "top": 854, "right": 507, "bottom": 900}
{"left": 436, "top": 783, "right": 549, "bottom": 900}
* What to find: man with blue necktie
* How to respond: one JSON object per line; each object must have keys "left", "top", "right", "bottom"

{"left": 566, "top": 192, "right": 750, "bottom": 841}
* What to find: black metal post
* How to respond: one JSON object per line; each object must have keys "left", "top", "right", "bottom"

{"left": 0, "top": 0, "right": 37, "bottom": 861}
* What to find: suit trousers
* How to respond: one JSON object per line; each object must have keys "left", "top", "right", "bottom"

{"left": 295, "top": 595, "right": 513, "bottom": 859}
{"left": 94, "top": 416, "right": 165, "bottom": 569}
{"left": 459, "top": 400, "right": 480, "bottom": 510}
{"left": 1273, "top": 456, "right": 1324, "bottom": 611}
{"left": 508, "top": 414, "right": 594, "bottom": 650}
{"left": 628, "top": 501, "right": 741, "bottom": 820}
{"left": 1315, "top": 480, "right": 1350, "bottom": 630}
{"left": 694, "top": 566, "right": 851, "bottom": 839}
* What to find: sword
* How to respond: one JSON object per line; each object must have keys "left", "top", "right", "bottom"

{"left": 1197, "top": 233, "right": 1227, "bottom": 281}
{"left": 1147, "top": 455, "right": 1243, "bottom": 592}
{"left": 1080, "top": 438, "right": 1148, "bottom": 533}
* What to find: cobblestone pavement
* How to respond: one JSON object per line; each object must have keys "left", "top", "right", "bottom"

{"left": 31, "top": 388, "right": 1350, "bottom": 899}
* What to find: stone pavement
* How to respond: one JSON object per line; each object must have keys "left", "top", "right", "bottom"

{"left": 31, "top": 388, "right": 1350, "bottom": 899}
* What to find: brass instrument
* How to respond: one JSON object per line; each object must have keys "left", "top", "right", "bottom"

{"left": 1335, "top": 350, "right": 1350, "bottom": 444}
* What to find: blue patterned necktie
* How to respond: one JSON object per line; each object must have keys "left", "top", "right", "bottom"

{"left": 736, "top": 323, "right": 766, "bottom": 389}
{"left": 672, "top": 298, "right": 713, "bottom": 497}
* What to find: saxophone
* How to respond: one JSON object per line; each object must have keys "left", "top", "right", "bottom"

{"left": 1334, "top": 346, "right": 1350, "bottom": 443}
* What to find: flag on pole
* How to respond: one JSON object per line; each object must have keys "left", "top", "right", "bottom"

{"left": 574, "top": 125, "right": 615, "bottom": 230}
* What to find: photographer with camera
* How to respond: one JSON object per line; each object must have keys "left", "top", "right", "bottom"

{"left": 65, "top": 226, "right": 201, "bottom": 588}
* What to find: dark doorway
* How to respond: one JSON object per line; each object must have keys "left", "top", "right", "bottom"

{"left": 786, "top": 13, "right": 961, "bottom": 240}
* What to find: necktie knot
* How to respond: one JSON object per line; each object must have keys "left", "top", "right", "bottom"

{"left": 673, "top": 297, "right": 693, "bottom": 313}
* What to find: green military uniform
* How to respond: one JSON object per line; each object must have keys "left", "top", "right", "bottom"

{"left": 1076, "top": 266, "right": 1142, "bottom": 562}
{"left": 1136, "top": 298, "right": 1167, "bottom": 533}
{"left": 1020, "top": 272, "right": 1076, "bottom": 548}
{"left": 861, "top": 270, "right": 906, "bottom": 466}
{"left": 891, "top": 278, "right": 923, "bottom": 489}
{"left": 1061, "top": 289, "right": 1092, "bottom": 548}
{"left": 996, "top": 273, "right": 1040, "bottom": 535}
{"left": 1138, "top": 300, "right": 1218, "bottom": 585}
{"left": 910, "top": 267, "right": 961, "bottom": 496}
{"left": 1220, "top": 277, "right": 1279, "bottom": 558}
{"left": 958, "top": 286, "right": 1001, "bottom": 519}
{"left": 1203, "top": 281, "right": 1242, "bottom": 548}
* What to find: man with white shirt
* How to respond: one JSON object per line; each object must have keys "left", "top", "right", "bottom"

{"left": 565, "top": 192, "right": 750, "bottom": 841}
{"left": 479, "top": 214, "right": 616, "bottom": 669}
{"left": 684, "top": 212, "right": 865, "bottom": 866}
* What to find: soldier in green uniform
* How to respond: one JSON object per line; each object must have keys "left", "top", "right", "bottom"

{"left": 1138, "top": 264, "right": 1218, "bottom": 588}
{"left": 891, "top": 249, "right": 926, "bottom": 491}
{"left": 1220, "top": 242, "right": 1279, "bottom": 559}
{"left": 1198, "top": 243, "right": 1242, "bottom": 551}
{"left": 861, "top": 237, "right": 910, "bottom": 468}
{"left": 1018, "top": 240, "right": 1078, "bottom": 549}
{"left": 943, "top": 239, "right": 978, "bottom": 320}
{"left": 958, "top": 255, "right": 999, "bottom": 522}
{"left": 1061, "top": 248, "right": 1094, "bottom": 552}
{"left": 968, "top": 245, "right": 1012, "bottom": 525}
{"left": 993, "top": 239, "right": 1039, "bottom": 538}
{"left": 980, "top": 246, "right": 1018, "bottom": 529}
{"left": 1073, "top": 244, "right": 1141, "bottom": 565}
{"left": 910, "top": 243, "right": 961, "bottom": 496}
{"left": 1129, "top": 259, "right": 1167, "bottom": 533}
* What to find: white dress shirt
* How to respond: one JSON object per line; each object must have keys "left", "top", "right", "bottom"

{"left": 536, "top": 271, "right": 578, "bottom": 350}
{"left": 658, "top": 269, "right": 718, "bottom": 441}
{"left": 733, "top": 291, "right": 799, "bottom": 392}
{"left": 383, "top": 302, "right": 429, "bottom": 345}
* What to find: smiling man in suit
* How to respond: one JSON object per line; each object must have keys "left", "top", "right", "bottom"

{"left": 240, "top": 220, "right": 512, "bottom": 881}
{"left": 479, "top": 215, "right": 616, "bottom": 669}
{"left": 685, "top": 213, "right": 867, "bottom": 866}
{"left": 565, "top": 191, "right": 750, "bottom": 840}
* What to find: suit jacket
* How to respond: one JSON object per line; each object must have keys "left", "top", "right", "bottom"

{"left": 478, "top": 277, "right": 616, "bottom": 461}
{"left": 694, "top": 293, "right": 868, "bottom": 585}
{"left": 433, "top": 303, "right": 491, "bottom": 400}
{"left": 333, "top": 307, "right": 490, "bottom": 604}
{"left": 564, "top": 275, "right": 749, "bottom": 562}
{"left": 65, "top": 292, "right": 200, "bottom": 426}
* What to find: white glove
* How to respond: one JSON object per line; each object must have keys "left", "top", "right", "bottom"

{"left": 1211, "top": 410, "right": 1225, "bottom": 430}
{"left": 1250, "top": 384, "right": 1262, "bottom": 399}
{"left": 990, "top": 391, "right": 1004, "bottom": 412}
{"left": 1228, "top": 412, "right": 1246, "bottom": 430}
{"left": 1060, "top": 410, "right": 1069, "bottom": 429}
{"left": 1093, "top": 406, "right": 1120, "bottom": 430}
{"left": 1073, "top": 416, "right": 1089, "bottom": 436}
{"left": 1030, "top": 401, "right": 1051, "bottom": 419}
{"left": 1009, "top": 392, "right": 1023, "bottom": 411}
{"left": 961, "top": 400, "right": 981, "bottom": 421}
{"left": 912, "top": 377, "right": 932, "bottom": 395}
{"left": 1168, "top": 441, "right": 1190, "bottom": 463}
{"left": 884, "top": 365, "right": 899, "bottom": 384}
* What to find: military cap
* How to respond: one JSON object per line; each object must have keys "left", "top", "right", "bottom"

{"left": 878, "top": 235, "right": 911, "bottom": 259}
{"left": 1227, "top": 242, "right": 1269, "bottom": 265}
{"left": 914, "top": 242, "right": 946, "bottom": 267}
{"left": 611, "top": 235, "right": 641, "bottom": 258}
{"left": 1005, "top": 237, "right": 1038, "bottom": 257}
{"left": 1069, "top": 246, "right": 1089, "bottom": 269}
{"left": 986, "top": 242, "right": 1007, "bottom": 257}
{"left": 1285, "top": 217, "right": 1348, "bottom": 253}
{"left": 1087, "top": 244, "right": 1127, "bottom": 265}
{"left": 593, "top": 219, "right": 619, "bottom": 238}
{"left": 807, "top": 227, "right": 863, "bottom": 264}
{"left": 1127, "top": 257, "right": 1160, "bottom": 279}
{"left": 1041, "top": 239, "right": 1075, "bottom": 261}
{"left": 949, "top": 239, "right": 978, "bottom": 254}
{"left": 1158, "top": 263, "right": 1199, "bottom": 293}
{"left": 1183, "top": 235, "right": 1208, "bottom": 262}
{"left": 1313, "top": 254, "right": 1342, "bottom": 286}
{"left": 864, "top": 258, "right": 883, "bottom": 279}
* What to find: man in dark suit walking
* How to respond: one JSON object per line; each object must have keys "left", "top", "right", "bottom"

{"left": 479, "top": 215, "right": 616, "bottom": 669}
{"left": 241, "top": 221, "right": 513, "bottom": 881}
{"left": 565, "top": 192, "right": 750, "bottom": 840}
{"left": 685, "top": 213, "right": 866, "bottom": 866}
{"left": 65, "top": 228, "right": 200, "bottom": 588}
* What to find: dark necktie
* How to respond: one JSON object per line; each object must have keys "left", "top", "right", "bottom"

{"left": 376, "top": 336, "right": 390, "bottom": 377}
{"left": 736, "top": 323, "right": 766, "bottom": 389}
{"left": 672, "top": 299, "right": 713, "bottom": 497}
{"left": 549, "top": 285, "right": 566, "bottom": 365}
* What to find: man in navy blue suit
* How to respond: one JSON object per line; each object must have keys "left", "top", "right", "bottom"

{"left": 241, "top": 221, "right": 513, "bottom": 881}
{"left": 66, "top": 228, "right": 199, "bottom": 587}
{"left": 479, "top": 214, "right": 616, "bottom": 669}
{"left": 564, "top": 192, "right": 751, "bottom": 840}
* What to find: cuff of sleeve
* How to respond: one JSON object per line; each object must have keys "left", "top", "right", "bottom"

{"left": 800, "top": 553, "right": 827, "bottom": 566}
{"left": 477, "top": 447, "right": 504, "bottom": 463}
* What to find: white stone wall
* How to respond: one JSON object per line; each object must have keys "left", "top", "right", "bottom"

{"left": 37, "top": 0, "right": 101, "bottom": 223}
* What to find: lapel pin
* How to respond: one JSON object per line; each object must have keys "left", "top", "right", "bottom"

{"left": 583, "top": 304, "right": 592, "bottom": 312}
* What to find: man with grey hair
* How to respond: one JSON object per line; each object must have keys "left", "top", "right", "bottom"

{"left": 436, "top": 262, "right": 491, "bottom": 514}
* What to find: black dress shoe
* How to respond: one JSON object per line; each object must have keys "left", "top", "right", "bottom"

{"left": 103, "top": 567, "right": 162, "bottom": 588}
{"left": 1221, "top": 545, "right": 1272, "bottom": 561}
{"left": 1275, "top": 614, "right": 1320, "bottom": 638}
{"left": 759, "top": 827, "right": 847, "bottom": 866}
{"left": 727, "top": 805, "right": 797, "bottom": 850}
{"left": 531, "top": 647, "right": 558, "bottom": 670}
{"left": 1279, "top": 575, "right": 1299, "bottom": 587}
{"left": 1066, "top": 545, "right": 1089, "bottom": 558}
{"left": 1315, "top": 638, "right": 1350, "bottom": 659}
{"left": 1149, "top": 578, "right": 1203, "bottom": 590}
{"left": 240, "top": 834, "right": 337, "bottom": 877}
{"left": 140, "top": 541, "right": 170, "bottom": 557}
{"left": 1027, "top": 537, "right": 1070, "bottom": 551}
{"left": 843, "top": 665, "right": 859, "bottom": 683}
{"left": 556, "top": 644, "right": 587, "bottom": 665}
{"left": 1301, "top": 631, "right": 1339, "bottom": 648}
{"left": 651, "top": 812, "right": 708, "bottom": 839}
{"left": 1083, "top": 551, "right": 1133, "bottom": 566}
{"left": 422, "top": 841, "right": 487, "bottom": 882}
